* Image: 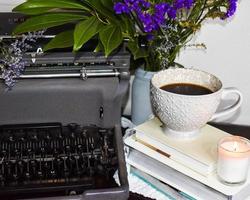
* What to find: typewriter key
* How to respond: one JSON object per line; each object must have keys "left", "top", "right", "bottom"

{"left": 0, "top": 164, "right": 5, "bottom": 185}
{"left": 68, "top": 123, "right": 78, "bottom": 133}
{"left": 37, "top": 170, "right": 43, "bottom": 179}
{"left": 5, "top": 161, "right": 11, "bottom": 178}
{"left": 49, "top": 157, "right": 56, "bottom": 178}
{"left": 0, "top": 174, "right": 5, "bottom": 186}
{"left": 30, "top": 159, "right": 37, "bottom": 176}
{"left": 1, "top": 149, "right": 7, "bottom": 158}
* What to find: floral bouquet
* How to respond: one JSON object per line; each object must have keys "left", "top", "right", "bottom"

{"left": 112, "top": 0, "right": 238, "bottom": 71}
{"left": 2, "top": 0, "right": 238, "bottom": 84}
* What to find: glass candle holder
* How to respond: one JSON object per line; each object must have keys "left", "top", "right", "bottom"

{"left": 217, "top": 136, "right": 250, "bottom": 185}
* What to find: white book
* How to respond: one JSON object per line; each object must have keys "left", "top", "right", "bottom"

{"left": 130, "top": 166, "right": 193, "bottom": 200}
{"left": 126, "top": 148, "right": 250, "bottom": 200}
{"left": 134, "top": 118, "right": 232, "bottom": 175}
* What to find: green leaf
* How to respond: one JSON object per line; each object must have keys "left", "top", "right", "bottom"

{"left": 120, "top": 16, "right": 134, "bottom": 35}
{"left": 100, "top": 0, "right": 114, "bottom": 11}
{"left": 73, "top": 16, "right": 103, "bottom": 51}
{"left": 13, "top": 13, "right": 87, "bottom": 34}
{"left": 13, "top": 7, "right": 54, "bottom": 15}
{"left": 94, "top": 41, "right": 104, "bottom": 52}
{"left": 99, "top": 24, "right": 123, "bottom": 56}
{"left": 127, "top": 40, "right": 148, "bottom": 60}
{"left": 84, "top": 0, "right": 118, "bottom": 24}
{"left": 13, "top": 0, "right": 90, "bottom": 15}
{"left": 43, "top": 30, "right": 74, "bottom": 51}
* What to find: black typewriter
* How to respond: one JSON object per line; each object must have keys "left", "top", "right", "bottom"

{"left": 0, "top": 13, "right": 129, "bottom": 200}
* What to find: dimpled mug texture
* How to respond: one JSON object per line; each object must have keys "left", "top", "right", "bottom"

{"left": 150, "top": 68, "right": 222, "bottom": 133}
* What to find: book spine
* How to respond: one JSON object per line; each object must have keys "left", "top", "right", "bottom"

{"left": 131, "top": 167, "right": 191, "bottom": 200}
{"left": 127, "top": 148, "right": 227, "bottom": 200}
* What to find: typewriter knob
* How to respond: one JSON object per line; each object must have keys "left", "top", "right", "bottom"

{"left": 8, "top": 136, "right": 15, "bottom": 142}
{"left": 31, "top": 134, "right": 38, "bottom": 141}
{"left": 25, "top": 172, "right": 31, "bottom": 179}
{"left": 17, "top": 160, "right": 23, "bottom": 167}
{"left": 50, "top": 169, "right": 56, "bottom": 178}
{"left": 64, "top": 145, "right": 71, "bottom": 154}
{"left": 45, "top": 134, "right": 51, "bottom": 141}
{"left": 19, "top": 137, "right": 25, "bottom": 143}
{"left": 77, "top": 144, "right": 83, "bottom": 153}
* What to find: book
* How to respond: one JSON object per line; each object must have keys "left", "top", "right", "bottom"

{"left": 126, "top": 148, "right": 250, "bottom": 200}
{"left": 134, "top": 118, "right": 232, "bottom": 175}
{"left": 130, "top": 166, "right": 194, "bottom": 200}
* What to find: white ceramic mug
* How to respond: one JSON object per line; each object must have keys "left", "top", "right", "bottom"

{"left": 150, "top": 68, "right": 243, "bottom": 139}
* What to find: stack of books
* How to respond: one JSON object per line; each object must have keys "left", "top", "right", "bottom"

{"left": 124, "top": 118, "right": 250, "bottom": 200}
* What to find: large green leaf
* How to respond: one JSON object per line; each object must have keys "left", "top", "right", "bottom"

{"left": 43, "top": 30, "right": 74, "bottom": 51}
{"left": 13, "top": 13, "right": 87, "bottom": 34}
{"left": 99, "top": 24, "right": 123, "bottom": 56}
{"left": 127, "top": 40, "right": 148, "bottom": 60}
{"left": 84, "top": 0, "right": 118, "bottom": 24}
{"left": 13, "top": 0, "right": 90, "bottom": 15}
{"left": 73, "top": 16, "right": 103, "bottom": 51}
{"left": 13, "top": 7, "right": 54, "bottom": 15}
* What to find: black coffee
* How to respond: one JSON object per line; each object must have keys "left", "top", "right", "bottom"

{"left": 160, "top": 83, "right": 213, "bottom": 95}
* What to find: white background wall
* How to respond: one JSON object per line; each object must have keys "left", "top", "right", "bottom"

{"left": 1, "top": 0, "right": 250, "bottom": 125}
{"left": 0, "top": 0, "right": 24, "bottom": 11}
{"left": 177, "top": 0, "right": 250, "bottom": 125}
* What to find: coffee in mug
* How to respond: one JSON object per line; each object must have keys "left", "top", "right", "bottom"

{"left": 150, "top": 68, "right": 243, "bottom": 139}
{"left": 160, "top": 83, "right": 213, "bottom": 95}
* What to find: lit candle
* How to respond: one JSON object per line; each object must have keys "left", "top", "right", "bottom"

{"left": 217, "top": 136, "right": 250, "bottom": 184}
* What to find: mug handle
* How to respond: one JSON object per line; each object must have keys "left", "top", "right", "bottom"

{"left": 210, "top": 87, "right": 243, "bottom": 121}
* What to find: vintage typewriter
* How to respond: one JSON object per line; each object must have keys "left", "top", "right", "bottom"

{"left": 0, "top": 13, "right": 129, "bottom": 200}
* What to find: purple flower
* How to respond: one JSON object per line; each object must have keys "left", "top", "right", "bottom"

{"left": 184, "top": 0, "right": 194, "bottom": 9}
{"left": 113, "top": 0, "right": 194, "bottom": 32}
{"left": 0, "top": 31, "right": 44, "bottom": 88}
{"left": 138, "top": 12, "right": 155, "bottom": 32}
{"left": 114, "top": 2, "right": 129, "bottom": 14}
{"left": 1, "top": 69, "right": 16, "bottom": 88}
{"left": 225, "top": 0, "right": 237, "bottom": 18}
{"left": 167, "top": 7, "right": 177, "bottom": 19}
{"left": 154, "top": 3, "right": 170, "bottom": 23}
{"left": 173, "top": 0, "right": 185, "bottom": 9}
{"left": 139, "top": 0, "right": 151, "bottom": 9}
{"left": 155, "top": 2, "right": 170, "bottom": 13}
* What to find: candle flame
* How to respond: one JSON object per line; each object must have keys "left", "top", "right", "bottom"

{"left": 233, "top": 141, "right": 239, "bottom": 152}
